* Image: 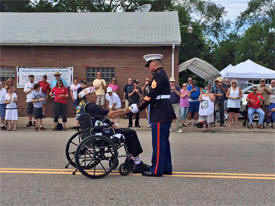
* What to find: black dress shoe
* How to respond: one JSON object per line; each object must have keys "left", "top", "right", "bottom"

{"left": 164, "top": 172, "right": 172, "bottom": 175}
{"left": 135, "top": 125, "right": 141, "bottom": 128}
{"left": 142, "top": 171, "right": 162, "bottom": 177}
{"left": 128, "top": 125, "right": 132, "bottom": 128}
{"left": 132, "top": 161, "right": 151, "bottom": 173}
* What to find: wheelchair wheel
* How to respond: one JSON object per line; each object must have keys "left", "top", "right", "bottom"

{"left": 65, "top": 131, "right": 82, "bottom": 168}
{"left": 119, "top": 163, "right": 131, "bottom": 176}
{"left": 109, "top": 157, "right": 119, "bottom": 170}
{"left": 75, "top": 135, "right": 118, "bottom": 179}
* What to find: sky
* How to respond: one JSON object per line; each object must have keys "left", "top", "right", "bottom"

{"left": 212, "top": 0, "right": 251, "bottom": 21}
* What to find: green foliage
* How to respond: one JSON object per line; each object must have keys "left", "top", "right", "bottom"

{"left": 31, "top": 0, "right": 59, "bottom": 12}
{"left": 210, "top": 0, "right": 275, "bottom": 71}
{"left": 235, "top": 23, "right": 275, "bottom": 69}
{"left": 236, "top": 0, "right": 275, "bottom": 29}
{"left": 0, "top": 0, "right": 32, "bottom": 12}
{"left": 181, "top": 0, "right": 230, "bottom": 42}
{"left": 211, "top": 34, "right": 240, "bottom": 70}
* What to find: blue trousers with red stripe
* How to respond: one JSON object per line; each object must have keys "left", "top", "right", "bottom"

{"left": 150, "top": 120, "right": 172, "bottom": 176}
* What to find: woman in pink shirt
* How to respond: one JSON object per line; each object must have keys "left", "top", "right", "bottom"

{"left": 107, "top": 78, "right": 119, "bottom": 93}
{"left": 180, "top": 83, "right": 189, "bottom": 127}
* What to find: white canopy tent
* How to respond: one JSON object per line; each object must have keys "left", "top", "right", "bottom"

{"left": 220, "top": 64, "right": 233, "bottom": 77}
{"left": 221, "top": 59, "right": 275, "bottom": 79}
{"left": 179, "top": 57, "right": 220, "bottom": 81}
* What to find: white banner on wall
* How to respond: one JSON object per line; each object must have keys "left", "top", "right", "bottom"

{"left": 17, "top": 67, "right": 73, "bottom": 88}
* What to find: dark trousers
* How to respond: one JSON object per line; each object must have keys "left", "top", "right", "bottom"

{"left": 263, "top": 105, "right": 270, "bottom": 123}
{"left": 214, "top": 99, "right": 225, "bottom": 125}
{"left": 128, "top": 112, "right": 140, "bottom": 126}
{"left": 150, "top": 120, "right": 172, "bottom": 176}
{"left": 115, "top": 128, "right": 143, "bottom": 157}
{"left": 53, "top": 102, "right": 67, "bottom": 123}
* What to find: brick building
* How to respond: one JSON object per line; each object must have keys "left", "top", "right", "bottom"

{"left": 0, "top": 12, "right": 181, "bottom": 116}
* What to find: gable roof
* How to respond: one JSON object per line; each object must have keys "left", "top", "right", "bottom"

{"left": 0, "top": 12, "right": 181, "bottom": 46}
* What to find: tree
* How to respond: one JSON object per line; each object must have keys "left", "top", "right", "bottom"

{"left": 31, "top": 0, "right": 59, "bottom": 12}
{"left": 236, "top": 0, "right": 275, "bottom": 30}
{"left": 210, "top": 34, "right": 240, "bottom": 70}
{"left": 235, "top": 23, "right": 275, "bottom": 69}
{"left": 177, "top": 0, "right": 231, "bottom": 43}
{"left": 0, "top": 0, "right": 32, "bottom": 12}
{"left": 51, "top": 0, "right": 175, "bottom": 12}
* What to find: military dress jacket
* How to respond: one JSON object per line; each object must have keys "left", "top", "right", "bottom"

{"left": 138, "top": 67, "right": 176, "bottom": 122}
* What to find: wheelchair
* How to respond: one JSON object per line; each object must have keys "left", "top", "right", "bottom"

{"left": 65, "top": 113, "right": 134, "bottom": 179}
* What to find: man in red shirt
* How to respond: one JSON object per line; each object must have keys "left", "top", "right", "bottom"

{"left": 38, "top": 75, "right": 50, "bottom": 117}
{"left": 246, "top": 86, "right": 265, "bottom": 128}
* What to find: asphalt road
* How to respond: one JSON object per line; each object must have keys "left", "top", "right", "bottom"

{"left": 1, "top": 129, "right": 275, "bottom": 206}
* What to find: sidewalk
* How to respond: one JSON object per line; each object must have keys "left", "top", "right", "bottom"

{"left": 14, "top": 117, "right": 275, "bottom": 133}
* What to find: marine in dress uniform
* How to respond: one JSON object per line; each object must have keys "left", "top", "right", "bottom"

{"left": 129, "top": 54, "right": 176, "bottom": 177}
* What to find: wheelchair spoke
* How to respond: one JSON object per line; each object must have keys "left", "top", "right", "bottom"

{"left": 100, "top": 141, "right": 106, "bottom": 148}
{"left": 75, "top": 135, "right": 118, "bottom": 179}
{"left": 99, "top": 162, "right": 107, "bottom": 172}
{"left": 71, "top": 141, "right": 78, "bottom": 146}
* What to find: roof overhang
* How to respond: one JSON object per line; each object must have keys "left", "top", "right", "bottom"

{"left": 0, "top": 42, "right": 181, "bottom": 47}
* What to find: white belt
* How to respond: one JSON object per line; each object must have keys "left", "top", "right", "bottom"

{"left": 156, "top": 95, "right": 170, "bottom": 100}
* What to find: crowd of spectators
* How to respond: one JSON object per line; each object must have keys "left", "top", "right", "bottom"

{"left": 171, "top": 77, "right": 275, "bottom": 132}
{"left": 0, "top": 72, "right": 274, "bottom": 131}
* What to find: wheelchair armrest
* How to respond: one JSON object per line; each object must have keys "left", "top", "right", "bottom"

{"left": 93, "top": 125, "right": 111, "bottom": 131}
{"left": 102, "top": 118, "right": 114, "bottom": 126}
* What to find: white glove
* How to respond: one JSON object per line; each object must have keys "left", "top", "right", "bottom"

{"left": 129, "top": 104, "right": 139, "bottom": 114}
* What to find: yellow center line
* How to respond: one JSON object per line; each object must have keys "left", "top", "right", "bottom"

{"left": 1, "top": 168, "right": 275, "bottom": 177}
{"left": 0, "top": 168, "right": 275, "bottom": 180}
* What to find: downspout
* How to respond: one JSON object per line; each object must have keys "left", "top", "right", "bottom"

{"left": 171, "top": 44, "right": 175, "bottom": 79}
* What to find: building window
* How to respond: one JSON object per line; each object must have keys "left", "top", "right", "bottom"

{"left": 86, "top": 67, "right": 115, "bottom": 84}
{"left": 0, "top": 67, "right": 15, "bottom": 82}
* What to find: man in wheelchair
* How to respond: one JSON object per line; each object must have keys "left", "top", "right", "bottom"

{"left": 246, "top": 85, "right": 265, "bottom": 129}
{"left": 77, "top": 87, "right": 150, "bottom": 173}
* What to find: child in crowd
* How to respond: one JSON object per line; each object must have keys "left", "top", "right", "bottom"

{"left": 38, "top": 75, "right": 50, "bottom": 117}
{"left": 4, "top": 86, "right": 18, "bottom": 131}
{"left": 31, "top": 83, "right": 46, "bottom": 131}
{"left": 0, "top": 82, "right": 7, "bottom": 130}
{"left": 179, "top": 83, "right": 189, "bottom": 127}
{"left": 198, "top": 86, "right": 215, "bottom": 129}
